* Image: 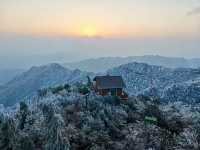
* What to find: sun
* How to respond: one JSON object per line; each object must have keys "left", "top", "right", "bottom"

{"left": 81, "top": 26, "right": 98, "bottom": 37}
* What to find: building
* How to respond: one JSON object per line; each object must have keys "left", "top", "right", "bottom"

{"left": 93, "top": 75, "right": 127, "bottom": 98}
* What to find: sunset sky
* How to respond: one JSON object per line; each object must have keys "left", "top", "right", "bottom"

{"left": 0, "top": 0, "right": 200, "bottom": 68}
{"left": 1, "top": 0, "right": 200, "bottom": 37}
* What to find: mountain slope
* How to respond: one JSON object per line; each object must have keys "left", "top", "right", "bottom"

{"left": 0, "top": 69, "right": 24, "bottom": 85}
{"left": 0, "top": 63, "right": 92, "bottom": 106}
{"left": 64, "top": 55, "right": 200, "bottom": 73}
{"left": 160, "top": 79, "right": 200, "bottom": 103}
{"left": 108, "top": 62, "right": 200, "bottom": 103}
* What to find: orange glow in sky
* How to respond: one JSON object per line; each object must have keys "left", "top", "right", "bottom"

{"left": 0, "top": 0, "right": 200, "bottom": 38}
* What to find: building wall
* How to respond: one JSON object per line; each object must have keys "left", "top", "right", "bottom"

{"left": 98, "top": 88, "right": 123, "bottom": 96}
{"left": 99, "top": 89, "right": 109, "bottom": 96}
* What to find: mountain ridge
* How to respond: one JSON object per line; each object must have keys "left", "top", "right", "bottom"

{"left": 64, "top": 55, "right": 200, "bottom": 73}
{"left": 1, "top": 60, "right": 200, "bottom": 106}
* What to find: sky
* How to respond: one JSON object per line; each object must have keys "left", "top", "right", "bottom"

{"left": 0, "top": 0, "right": 200, "bottom": 68}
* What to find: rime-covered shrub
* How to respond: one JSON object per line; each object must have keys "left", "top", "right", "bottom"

{"left": 0, "top": 90, "right": 199, "bottom": 150}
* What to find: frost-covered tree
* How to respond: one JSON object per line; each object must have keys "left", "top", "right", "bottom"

{"left": 17, "top": 102, "right": 29, "bottom": 130}
{"left": 0, "top": 115, "right": 16, "bottom": 150}
{"left": 41, "top": 104, "right": 70, "bottom": 150}
{"left": 0, "top": 85, "right": 200, "bottom": 150}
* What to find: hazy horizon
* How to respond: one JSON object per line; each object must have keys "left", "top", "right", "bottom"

{"left": 0, "top": 33, "right": 200, "bottom": 69}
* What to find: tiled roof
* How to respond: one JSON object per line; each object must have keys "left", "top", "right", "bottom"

{"left": 93, "top": 75, "right": 126, "bottom": 89}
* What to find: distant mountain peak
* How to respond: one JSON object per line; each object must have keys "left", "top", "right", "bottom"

{"left": 29, "top": 63, "right": 67, "bottom": 72}
{"left": 64, "top": 55, "right": 200, "bottom": 73}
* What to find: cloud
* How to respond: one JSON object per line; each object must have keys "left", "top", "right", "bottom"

{"left": 187, "top": 6, "right": 200, "bottom": 16}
